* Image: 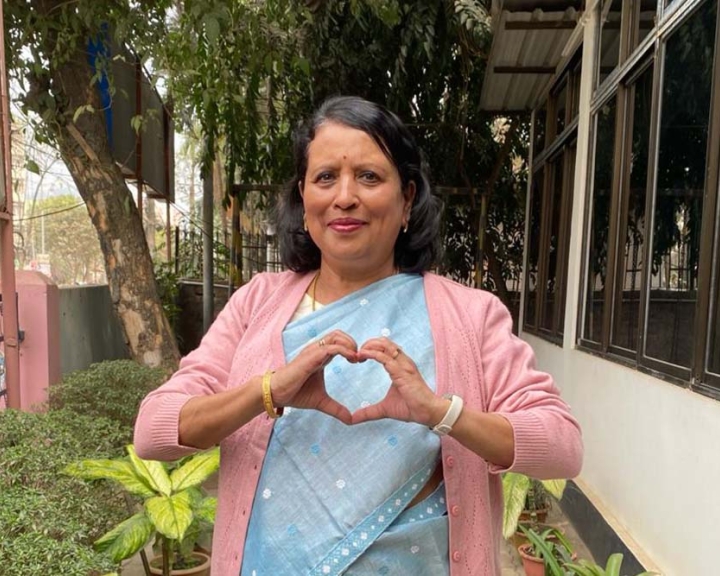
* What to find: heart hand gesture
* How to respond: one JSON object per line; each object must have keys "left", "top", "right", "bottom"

{"left": 352, "top": 337, "right": 448, "bottom": 427}
{"left": 269, "top": 330, "right": 359, "bottom": 424}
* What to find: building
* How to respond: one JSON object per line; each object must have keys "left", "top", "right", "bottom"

{"left": 482, "top": 1, "right": 720, "bottom": 574}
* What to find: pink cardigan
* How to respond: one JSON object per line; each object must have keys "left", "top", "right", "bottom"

{"left": 134, "top": 271, "right": 583, "bottom": 575}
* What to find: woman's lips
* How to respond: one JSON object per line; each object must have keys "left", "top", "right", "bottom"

{"left": 328, "top": 219, "right": 366, "bottom": 233}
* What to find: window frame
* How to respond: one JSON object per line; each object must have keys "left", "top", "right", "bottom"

{"left": 578, "top": 0, "right": 720, "bottom": 401}
{"left": 524, "top": 49, "right": 583, "bottom": 345}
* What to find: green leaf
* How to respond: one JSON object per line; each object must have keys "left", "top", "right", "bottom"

{"left": 63, "top": 459, "right": 155, "bottom": 498}
{"left": 204, "top": 15, "right": 220, "bottom": 44}
{"left": 127, "top": 445, "right": 172, "bottom": 496}
{"left": 194, "top": 496, "right": 217, "bottom": 524}
{"left": 25, "top": 159, "right": 40, "bottom": 174}
{"left": 145, "top": 491, "right": 194, "bottom": 541}
{"left": 542, "top": 478, "right": 567, "bottom": 500}
{"left": 606, "top": 553, "right": 623, "bottom": 576}
{"left": 94, "top": 512, "right": 154, "bottom": 563}
{"left": 562, "top": 561, "right": 596, "bottom": 576}
{"left": 502, "top": 472, "right": 530, "bottom": 539}
{"left": 170, "top": 448, "right": 220, "bottom": 492}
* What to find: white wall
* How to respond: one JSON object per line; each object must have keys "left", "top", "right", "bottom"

{"left": 524, "top": 335, "right": 720, "bottom": 576}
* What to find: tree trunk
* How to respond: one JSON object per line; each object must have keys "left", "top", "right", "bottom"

{"left": 33, "top": 42, "right": 179, "bottom": 369}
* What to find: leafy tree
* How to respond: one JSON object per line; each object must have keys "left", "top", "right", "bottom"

{"left": 5, "top": 0, "right": 179, "bottom": 368}
{"left": 162, "top": 0, "right": 529, "bottom": 302}
{"left": 26, "top": 195, "right": 105, "bottom": 285}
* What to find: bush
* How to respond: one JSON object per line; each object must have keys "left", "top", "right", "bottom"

{"left": 0, "top": 409, "right": 130, "bottom": 575}
{"left": 48, "top": 359, "right": 166, "bottom": 437}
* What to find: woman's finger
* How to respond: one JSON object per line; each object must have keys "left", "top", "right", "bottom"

{"left": 315, "top": 394, "right": 353, "bottom": 425}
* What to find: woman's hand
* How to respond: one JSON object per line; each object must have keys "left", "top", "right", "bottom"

{"left": 270, "top": 329, "right": 359, "bottom": 424}
{"left": 352, "top": 337, "right": 448, "bottom": 427}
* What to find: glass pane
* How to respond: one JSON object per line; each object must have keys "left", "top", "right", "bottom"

{"left": 646, "top": 1, "right": 716, "bottom": 367}
{"left": 525, "top": 168, "right": 543, "bottom": 328}
{"left": 534, "top": 105, "right": 547, "bottom": 157}
{"left": 636, "top": 1, "right": 658, "bottom": 48}
{"left": 584, "top": 99, "right": 617, "bottom": 343}
{"left": 612, "top": 64, "right": 654, "bottom": 351}
{"left": 542, "top": 155, "right": 565, "bottom": 332}
{"left": 556, "top": 83, "right": 568, "bottom": 136}
{"left": 599, "top": 0, "right": 623, "bottom": 85}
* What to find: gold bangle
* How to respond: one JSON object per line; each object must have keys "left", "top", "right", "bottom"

{"left": 261, "top": 370, "right": 283, "bottom": 419}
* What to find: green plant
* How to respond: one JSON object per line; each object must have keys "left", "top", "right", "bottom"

{"left": 519, "top": 525, "right": 575, "bottom": 576}
{"left": 154, "top": 260, "right": 183, "bottom": 326}
{"left": 503, "top": 472, "right": 567, "bottom": 538}
{"left": 0, "top": 409, "right": 130, "bottom": 575}
{"left": 65, "top": 445, "right": 219, "bottom": 576}
{"left": 564, "top": 553, "right": 656, "bottom": 576}
{"left": 48, "top": 359, "right": 167, "bottom": 438}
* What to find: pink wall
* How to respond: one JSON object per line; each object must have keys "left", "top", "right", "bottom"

{"left": 0, "top": 271, "right": 60, "bottom": 411}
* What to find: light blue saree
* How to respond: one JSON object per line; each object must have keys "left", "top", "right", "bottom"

{"left": 241, "top": 274, "right": 449, "bottom": 576}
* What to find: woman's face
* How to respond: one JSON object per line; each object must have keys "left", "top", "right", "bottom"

{"left": 302, "top": 121, "right": 414, "bottom": 275}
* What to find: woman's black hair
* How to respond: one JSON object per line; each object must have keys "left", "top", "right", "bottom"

{"left": 275, "top": 95, "right": 441, "bottom": 273}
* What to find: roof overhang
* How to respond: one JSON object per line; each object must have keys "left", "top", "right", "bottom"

{"left": 479, "top": 1, "right": 584, "bottom": 112}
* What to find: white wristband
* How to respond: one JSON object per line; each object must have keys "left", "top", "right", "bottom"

{"left": 431, "top": 394, "right": 464, "bottom": 436}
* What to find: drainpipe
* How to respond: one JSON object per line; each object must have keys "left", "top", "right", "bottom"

{"left": 0, "top": 0, "right": 22, "bottom": 409}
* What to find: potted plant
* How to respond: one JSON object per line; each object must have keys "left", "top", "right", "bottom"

{"left": 503, "top": 472, "right": 567, "bottom": 544}
{"left": 517, "top": 525, "right": 575, "bottom": 576}
{"left": 64, "top": 445, "right": 219, "bottom": 576}
{"left": 563, "top": 553, "right": 657, "bottom": 576}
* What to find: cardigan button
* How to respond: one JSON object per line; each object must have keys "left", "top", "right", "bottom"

{"left": 451, "top": 505, "right": 461, "bottom": 517}
{"left": 445, "top": 456, "right": 455, "bottom": 468}
{"left": 452, "top": 550, "right": 462, "bottom": 562}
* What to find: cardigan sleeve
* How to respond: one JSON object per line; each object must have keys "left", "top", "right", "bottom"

{"left": 133, "top": 280, "right": 254, "bottom": 461}
{"left": 479, "top": 295, "right": 583, "bottom": 480}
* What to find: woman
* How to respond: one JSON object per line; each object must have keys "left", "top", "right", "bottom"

{"left": 134, "top": 96, "right": 582, "bottom": 576}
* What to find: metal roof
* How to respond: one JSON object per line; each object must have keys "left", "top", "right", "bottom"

{"left": 480, "top": 5, "right": 580, "bottom": 112}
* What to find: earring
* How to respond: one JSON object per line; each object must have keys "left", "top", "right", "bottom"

{"left": 403, "top": 219, "right": 409, "bottom": 233}
{"left": 303, "top": 214, "right": 308, "bottom": 232}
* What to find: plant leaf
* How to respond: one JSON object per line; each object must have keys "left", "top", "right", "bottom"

{"left": 542, "top": 478, "right": 567, "bottom": 500}
{"left": 502, "top": 472, "right": 530, "bottom": 539}
{"left": 145, "top": 491, "right": 194, "bottom": 541}
{"left": 25, "top": 159, "right": 40, "bottom": 174}
{"left": 170, "top": 447, "right": 220, "bottom": 492}
{"left": 127, "top": 445, "right": 172, "bottom": 496}
{"left": 194, "top": 496, "right": 217, "bottom": 524}
{"left": 64, "top": 459, "right": 155, "bottom": 498}
{"left": 606, "top": 553, "right": 623, "bottom": 576}
{"left": 94, "top": 512, "right": 154, "bottom": 563}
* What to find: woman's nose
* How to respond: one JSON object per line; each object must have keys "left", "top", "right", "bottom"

{"left": 333, "top": 176, "right": 359, "bottom": 209}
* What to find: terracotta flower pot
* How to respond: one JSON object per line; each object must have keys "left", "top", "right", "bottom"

{"left": 517, "top": 543, "right": 545, "bottom": 576}
{"left": 149, "top": 551, "right": 211, "bottom": 576}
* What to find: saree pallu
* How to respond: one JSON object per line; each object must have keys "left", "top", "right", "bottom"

{"left": 241, "top": 274, "right": 449, "bottom": 576}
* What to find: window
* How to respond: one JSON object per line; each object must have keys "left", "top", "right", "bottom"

{"left": 599, "top": 0, "right": 624, "bottom": 85}
{"left": 611, "top": 64, "right": 654, "bottom": 353}
{"left": 645, "top": 1, "right": 716, "bottom": 368}
{"left": 524, "top": 168, "right": 543, "bottom": 329}
{"left": 580, "top": 0, "right": 720, "bottom": 398}
{"left": 583, "top": 99, "right": 617, "bottom": 344}
{"left": 524, "top": 51, "right": 582, "bottom": 342}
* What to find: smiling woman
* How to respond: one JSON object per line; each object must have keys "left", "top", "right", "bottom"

{"left": 134, "top": 96, "right": 583, "bottom": 576}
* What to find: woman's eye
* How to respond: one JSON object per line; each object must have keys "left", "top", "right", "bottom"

{"left": 315, "top": 172, "right": 334, "bottom": 183}
{"left": 360, "top": 172, "right": 379, "bottom": 183}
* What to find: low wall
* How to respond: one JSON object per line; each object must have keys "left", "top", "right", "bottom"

{"left": 59, "top": 285, "right": 128, "bottom": 376}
